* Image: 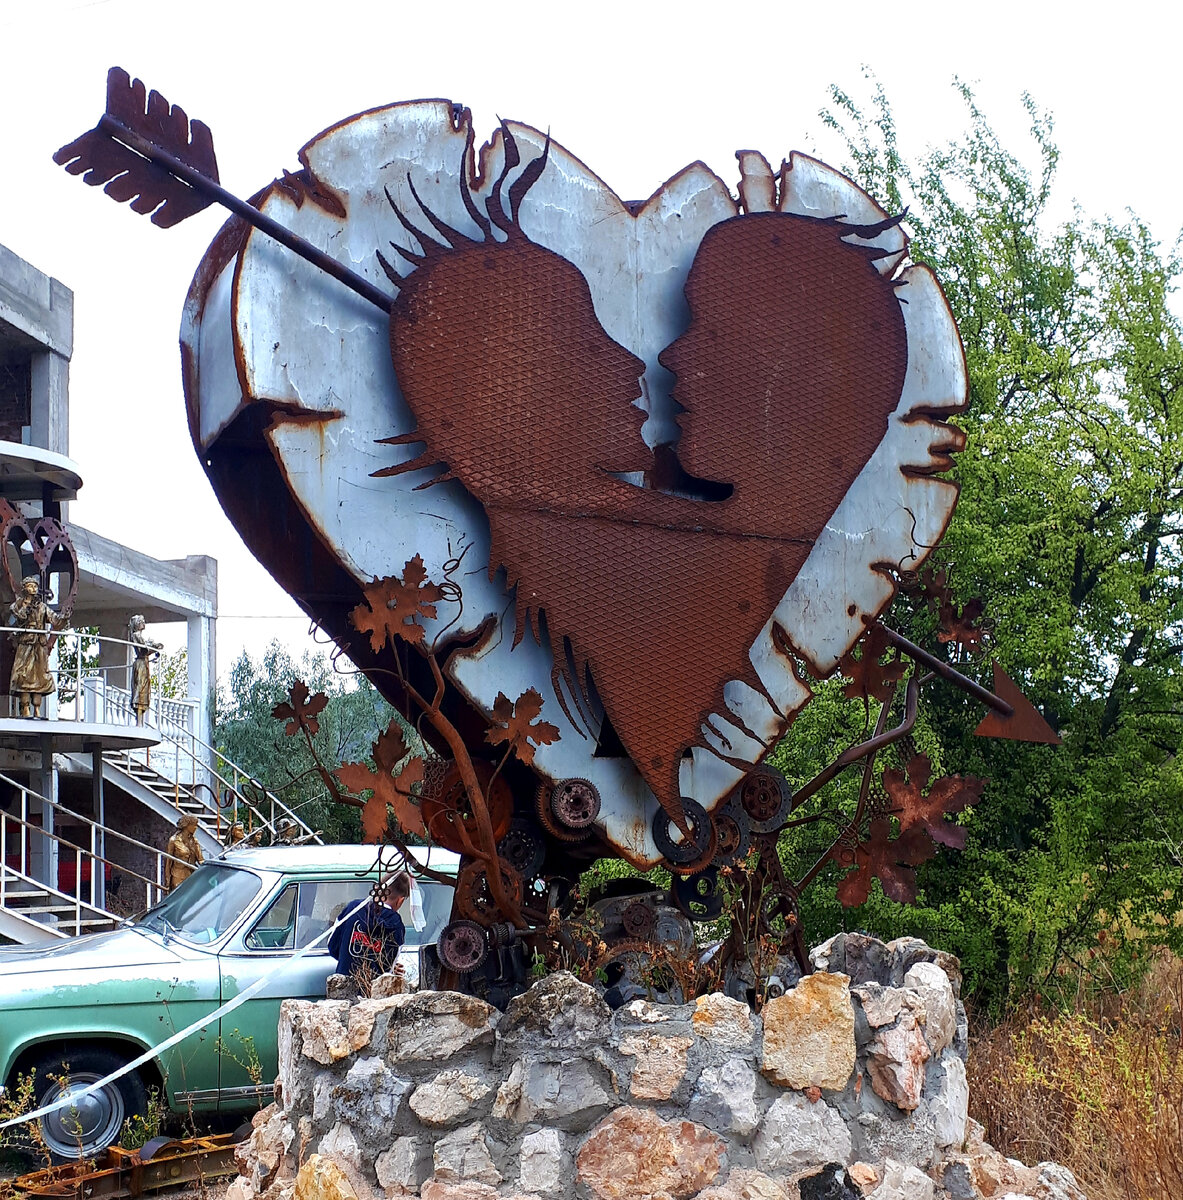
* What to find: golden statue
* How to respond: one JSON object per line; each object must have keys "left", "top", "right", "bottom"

{"left": 226, "top": 821, "right": 246, "bottom": 845}
{"left": 128, "top": 614, "right": 163, "bottom": 726}
{"left": 165, "top": 813, "right": 204, "bottom": 890}
{"left": 9, "top": 576, "right": 68, "bottom": 719}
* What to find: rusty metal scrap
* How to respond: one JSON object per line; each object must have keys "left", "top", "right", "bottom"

{"left": 9, "top": 1133, "right": 238, "bottom": 1199}
{"left": 53, "top": 69, "right": 1067, "bottom": 994}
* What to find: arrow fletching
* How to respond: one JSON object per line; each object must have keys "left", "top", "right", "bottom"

{"left": 53, "top": 66, "right": 219, "bottom": 228}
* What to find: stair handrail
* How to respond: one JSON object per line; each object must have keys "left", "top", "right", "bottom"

{"left": 104, "top": 713, "right": 319, "bottom": 843}
{"left": 2, "top": 626, "right": 318, "bottom": 843}
{"left": 0, "top": 771, "right": 184, "bottom": 919}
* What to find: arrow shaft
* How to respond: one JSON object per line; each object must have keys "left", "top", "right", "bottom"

{"left": 97, "top": 114, "right": 394, "bottom": 314}
{"left": 878, "top": 625, "right": 1013, "bottom": 716}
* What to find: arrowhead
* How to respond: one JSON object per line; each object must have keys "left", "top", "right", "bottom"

{"left": 974, "top": 661, "right": 1061, "bottom": 745}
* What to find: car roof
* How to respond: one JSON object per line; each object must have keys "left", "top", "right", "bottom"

{"left": 216, "top": 843, "right": 460, "bottom": 876}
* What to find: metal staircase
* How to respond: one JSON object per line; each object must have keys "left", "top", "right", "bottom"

{"left": 78, "top": 679, "right": 319, "bottom": 853}
{"left": 0, "top": 772, "right": 179, "bottom": 941}
{"left": 1, "top": 636, "right": 322, "bottom": 943}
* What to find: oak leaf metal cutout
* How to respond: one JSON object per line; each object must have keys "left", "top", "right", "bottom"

{"left": 350, "top": 555, "right": 444, "bottom": 651}
{"left": 836, "top": 816, "right": 936, "bottom": 907}
{"left": 336, "top": 720, "right": 427, "bottom": 842}
{"left": 839, "top": 624, "right": 908, "bottom": 705}
{"left": 486, "top": 688, "right": 561, "bottom": 765}
{"left": 883, "top": 753, "right": 985, "bottom": 850}
{"left": 271, "top": 679, "right": 328, "bottom": 738}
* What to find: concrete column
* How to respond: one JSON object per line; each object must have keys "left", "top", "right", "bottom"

{"left": 187, "top": 612, "right": 215, "bottom": 750}
{"left": 29, "top": 350, "right": 69, "bottom": 457}
{"left": 32, "top": 736, "right": 57, "bottom": 893}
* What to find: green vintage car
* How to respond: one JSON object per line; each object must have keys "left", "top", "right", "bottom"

{"left": 0, "top": 844, "right": 459, "bottom": 1160}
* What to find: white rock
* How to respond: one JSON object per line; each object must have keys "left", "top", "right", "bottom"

{"left": 375, "top": 1137, "right": 422, "bottom": 1194}
{"left": 386, "top": 993, "right": 498, "bottom": 1064}
{"left": 903, "top": 962, "right": 956, "bottom": 1055}
{"left": 519, "top": 1127, "right": 564, "bottom": 1194}
{"left": 690, "top": 1057, "right": 760, "bottom": 1137}
{"left": 1035, "top": 1162, "right": 1087, "bottom": 1200}
{"left": 753, "top": 1092, "right": 852, "bottom": 1174}
{"left": 869, "top": 1157, "right": 935, "bottom": 1200}
{"left": 692, "top": 993, "right": 756, "bottom": 1048}
{"left": 408, "top": 1070, "right": 492, "bottom": 1128}
{"left": 432, "top": 1122, "right": 502, "bottom": 1186}
{"left": 619, "top": 1032, "right": 693, "bottom": 1100}
{"left": 931, "top": 1053, "right": 968, "bottom": 1148}
{"left": 317, "top": 1123, "right": 364, "bottom": 1180}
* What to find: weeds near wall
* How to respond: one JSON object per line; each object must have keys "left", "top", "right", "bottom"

{"left": 968, "top": 951, "right": 1183, "bottom": 1200}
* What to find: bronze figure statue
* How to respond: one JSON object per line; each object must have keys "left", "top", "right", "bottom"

{"left": 128, "top": 614, "right": 163, "bottom": 726}
{"left": 9, "top": 575, "right": 68, "bottom": 719}
{"left": 165, "top": 813, "right": 203, "bottom": 890}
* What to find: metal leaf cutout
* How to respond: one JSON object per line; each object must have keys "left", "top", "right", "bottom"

{"left": 350, "top": 555, "right": 444, "bottom": 651}
{"left": 485, "top": 688, "right": 561, "bottom": 765}
{"left": 839, "top": 624, "right": 907, "bottom": 705}
{"left": 335, "top": 719, "right": 426, "bottom": 841}
{"left": 272, "top": 679, "right": 328, "bottom": 737}
{"left": 836, "top": 816, "right": 936, "bottom": 907}
{"left": 882, "top": 753, "right": 985, "bottom": 851}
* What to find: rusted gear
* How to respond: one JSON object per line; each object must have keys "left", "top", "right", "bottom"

{"left": 671, "top": 865, "right": 726, "bottom": 922}
{"left": 652, "top": 797, "right": 713, "bottom": 866}
{"left": 498, "top": 818, "right": 546, "bottom": 878}
{"left": 420, "top": 760, "right": 513, "bottom": 855}
{"left": 590, "top": 938, "right": 688, "bottom": 1003}
{"left": 713, "top": 802, "right": 752, "bottom": 864}
{"left": 620, "top": 899, "right": 658, "bottom": 940}
{"left": 550, "top": 778, "right": 601, "bottom": 831}
{"left": 535, "top": 782, "right": 592, "bottom": 843}
{"left": 437, "top": 919, "right": 489, "bottom": 973}
{"left": 737, "top": 766, "right": 793, "bottom": 834}
{"left": 666, "top": 821, "right": 719, "bottom": 877}
{"left": 757, "top": 889, "right": 801, "bottom": 951}
{"left": 454, "top": 859, "right": 524, "bottom": 926}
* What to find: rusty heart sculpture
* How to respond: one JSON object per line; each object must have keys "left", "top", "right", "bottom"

{"left": 57, "top": 72, "right": 1057, "bottom": 987}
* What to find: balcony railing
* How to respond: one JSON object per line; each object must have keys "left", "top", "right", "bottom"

{"left": 0, "top": 771, "right": 187, "bottom": 937}
{"left": 0, "top": 627, "right": 318, "bottom": 843}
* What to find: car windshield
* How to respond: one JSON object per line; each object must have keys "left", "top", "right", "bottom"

{"left": 136, "top": 864, "right": 263, "bottom": 946}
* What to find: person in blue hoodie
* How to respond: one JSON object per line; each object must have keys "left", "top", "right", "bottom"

{"left": 328, "top": 871, "right": 412, "bottom": 981}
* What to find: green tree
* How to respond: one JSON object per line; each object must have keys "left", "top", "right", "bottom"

{"left": 213, "top": 641, "right": 399, "bottom": 842}
{"left": 770, "top": 79, "right": 1183, "bottom": 1005}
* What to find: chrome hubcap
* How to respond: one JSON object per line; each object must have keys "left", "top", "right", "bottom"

{"left": 41, "top": 1073, "right": 124, "bottom": 1158}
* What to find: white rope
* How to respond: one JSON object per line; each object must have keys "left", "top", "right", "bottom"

{"left": 0, "top": 904, "right": 367, "bottom": 1132}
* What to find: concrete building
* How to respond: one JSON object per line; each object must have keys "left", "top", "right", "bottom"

{"left": 0, "top": 242, "right": 311, "bottom": 943}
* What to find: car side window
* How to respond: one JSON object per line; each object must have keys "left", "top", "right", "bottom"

{"left": 297, "top": 880, "right": 373, "bottom": 950}
{"left": 245, "top": 884, "right": 298, "bottom": 951}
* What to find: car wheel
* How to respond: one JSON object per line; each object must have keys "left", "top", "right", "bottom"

{"left": 30, "top": 1048, "right": 148, "bottom": 1162}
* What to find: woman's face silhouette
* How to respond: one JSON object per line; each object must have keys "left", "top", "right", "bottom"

{"left": 391, "top": 235, "right": 651, "bottom": 509}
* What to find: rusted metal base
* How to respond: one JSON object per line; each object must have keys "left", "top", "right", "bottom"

{"left": 9, "top": 1133, "right": 238, "bottom": 1199}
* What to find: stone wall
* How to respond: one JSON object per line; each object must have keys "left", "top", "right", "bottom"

{"left": 229, "top": 934, "right": 1086, "bottom": 1200}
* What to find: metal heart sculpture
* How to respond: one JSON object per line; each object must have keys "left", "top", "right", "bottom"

{"left": 181, "top": 105, "right": 966, "bottom": 864}
{"left": 0, "top": 499, "right": 79, "bottom": 614}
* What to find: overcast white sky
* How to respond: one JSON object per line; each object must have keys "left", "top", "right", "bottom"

{"left": 0, "top": 0, "right": 1178, "bottom": 680}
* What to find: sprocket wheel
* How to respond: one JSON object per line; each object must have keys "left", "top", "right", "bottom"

{"left": 420, "top": 760, "right": 513, "bottom": 855}
{"left": 620, "top": 899, "right": 658, "bottom": 940}
{"left": 713, "top": 802, "right": 752, "bottom": 864}
{"left": 498, "top": 818, "right": 547, "bottom": 878}
{"left": 454, "top": 859, "right": 524, "bottom": 926}
{"left": 550, "top": 778, "right": 601, "bottom": 831}
{"left": 671, "top": 865, "right": 726, "bottom": 922}
{"left": 653, "top": 798, "right": 715, "bottom": 870}
{"left": 437, "top": 919, "right": 490, "bottom": 973}
{"left": 737, "top": 766, "right": 793, "bottom": 833}
{"left": 536, "top": 783, "right": 593, "bottom": 843}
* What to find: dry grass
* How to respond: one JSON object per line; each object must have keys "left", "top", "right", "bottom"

{"left": 967, "top": 952, "right": 1183, "bottom": 1200}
